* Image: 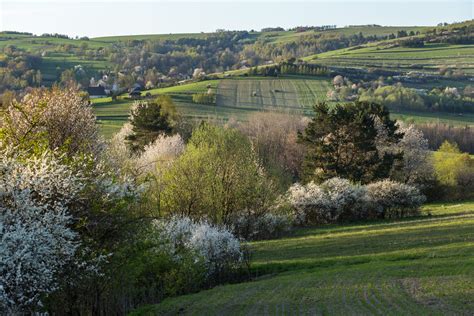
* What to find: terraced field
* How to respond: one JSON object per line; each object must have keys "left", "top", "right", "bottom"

{"left": 307, "top": 43, "right": 474, "bottom": 76}
{"left": 216, "top": 77, "right": 331, "bottom": 114}
{"left": 132, "top": 201, "right": 474, "bottom": 315}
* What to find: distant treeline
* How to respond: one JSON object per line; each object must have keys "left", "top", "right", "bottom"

{"left": 247, "top": 61, "right": 329, "bottom": 77}
{"left": 418, "top": 123, "right": 474, "bottom": 154}
{"left": 1, "top": 31, "right": 33, "bottom": 36}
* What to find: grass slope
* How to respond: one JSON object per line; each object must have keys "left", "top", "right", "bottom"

{"left": 306, "top": 42, "right": 474, "bottom": 76}
{"left": 132, "top": 201, "right": 474, "bottom": 315}
{"left": 216, "top": 77, "right": 330, "bottom": 114}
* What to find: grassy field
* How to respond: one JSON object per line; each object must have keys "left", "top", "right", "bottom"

{"left": 216, "top": 77, "right": 330, "bottom": 115}
{"left": 132, "top": 200, "right": 474, "bottom": 315}
{"left": 93, "top": 77, "right": 474, "bottom": 137}
{"left": 306, "top": 42, "right": 474, "bottom": 76}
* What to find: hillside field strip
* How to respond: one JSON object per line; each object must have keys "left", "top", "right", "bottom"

{"left": 132, "top": 201, "right": 474, "bottom": 315}
{"left": 216, "top": 77, "right": 331, "bottom": 114}
{"left": 306, "top": 43, "right": 474, "bottom": 76}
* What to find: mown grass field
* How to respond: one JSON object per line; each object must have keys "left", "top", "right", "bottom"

{"left": 306, "top": 42, "right": 474, "bottom": 76}
{"left": 216, "top": 77, "right": 330, "bottom": 115}
{"left": 132, "top": 200, "right": 474, "bottom": 315}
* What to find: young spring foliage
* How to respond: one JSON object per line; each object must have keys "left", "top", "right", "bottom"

{"left": 160, "top": 123, "right": 275, "bottom": 225}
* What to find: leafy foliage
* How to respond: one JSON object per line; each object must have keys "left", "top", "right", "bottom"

{"left": 299, "top": 101, "right": 402, "bottom": 184}
{"left": 161, "top": 123, "right": 275, "bottom": 225}
{"left": 126, "top": 96, "right": 178, "bottom": 152}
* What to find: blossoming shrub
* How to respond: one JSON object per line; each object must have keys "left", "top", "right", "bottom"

{"left": 1, "top": 87, "right": 102, "bottom": 156}
{"left": 229, "top": 212, "right": 293, "bottom": 240}
{"left": 288, "top": 178, "right": 425, "bottom": 225}
{"left": 136, "top": 134, "right": 185, "bottom": 176}
{"left": 153, "top": 216, "right": 247, "bottom": 284}
{"left": 365, "top": 180, "right": 426, "bottom": 218}
{"left": 0, "top": 150, "right": 81, "bottom": 314}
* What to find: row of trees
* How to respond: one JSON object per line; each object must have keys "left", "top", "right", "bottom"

{"left": 329, "top": 77, "right": 474, "bottom": 113}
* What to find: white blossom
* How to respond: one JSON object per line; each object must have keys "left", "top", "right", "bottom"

{"left": 0, "top": 150, "right": 81, "bottom": 313}
{"left": 288, "top": 177, "right": 425, "bottom": 224}
{"left": 153, "top": 216, "right": 244, "bottom": 278}
{"left": 136, "top": 134, "right": 185, "bottom": 175}
{"left": 393, "top": 123, "right": 434, "bottom": 186}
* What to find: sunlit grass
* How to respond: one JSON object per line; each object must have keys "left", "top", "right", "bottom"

{"left": 131, "top": 200, "right": 474, "bottom": 315}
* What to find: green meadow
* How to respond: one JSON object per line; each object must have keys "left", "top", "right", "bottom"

{"left": 132, "top": 200, "right": 474, "bottom": 315}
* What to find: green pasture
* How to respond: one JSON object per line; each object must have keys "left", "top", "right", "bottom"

{"left": 132, "top": 200, "right": 474, "bottom": 315}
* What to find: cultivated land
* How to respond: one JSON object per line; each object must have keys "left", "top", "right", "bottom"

{"left": 93, "top": 76, "right": 474, "bottom": 137}
{"left": 216, "top": 77, "right": 330, "bottom": 114}
{"left": 132, "top": 201, "right": 474, "bottom": 315}
{"left": 305, "top": 42, "right": 474, "bottom": 76}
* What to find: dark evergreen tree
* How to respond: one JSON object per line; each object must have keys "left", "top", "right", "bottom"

{"left": 298, "top": 101, "right": 403, "bottom": 184}
{"left": 126, "top": 95, "right": 177, "bottom": 152}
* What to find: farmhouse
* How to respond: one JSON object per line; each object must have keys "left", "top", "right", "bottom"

{"left": 129, "top": 84, "right": 143, "bottom": 99}
{"left": 87, "top": 86, "right": 107, "bottom": 98}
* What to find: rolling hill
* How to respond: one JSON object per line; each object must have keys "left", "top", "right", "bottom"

{"left": 131, "top": 200, "right": 474, "bottom": 315}
{"left": 0, "top": 25, "right": 429, "bottom": 86}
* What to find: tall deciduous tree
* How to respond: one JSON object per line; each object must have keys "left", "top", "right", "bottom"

{"left": 0, "top": 87, "right": 100, "bottom": 156}
{"left": 298, "top": 102, "right": 402, "bottom": 184}
{"left": 160, "top": 123, "right": 275, "bottom": 224}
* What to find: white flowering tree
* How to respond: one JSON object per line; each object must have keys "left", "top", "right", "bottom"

{"left": 1, "top": 87, "right": 102, "bottom": 156}
{"left": 365, "top": 180, "right": 426, "bottom": 218}
{"left": 288, "top": 178, "right": 366, "bottom": 224}
{"left": 153, "top": 216, "right": 245, "bottom": 281}
{"left": 0, "top": 150, "right": 82, "bottom": 313}
{"left": 393, "top": 123, "right": 434, "bottom": 186}
{"left": 288, "top": 177, "right": 425, "bottom": 225}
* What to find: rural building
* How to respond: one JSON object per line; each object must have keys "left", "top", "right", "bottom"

{"left": 87, "top": 86, "right": 107, "bottom": 98}
{"left": 129, "top": 84, "right": 143, "bottom": 99}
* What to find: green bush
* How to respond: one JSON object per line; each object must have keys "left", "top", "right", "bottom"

{"left": 192, "top": 92, "right": 215, "bottom": 105}
{"left": 160, "top": 123, "right": 276, "bottom": 225}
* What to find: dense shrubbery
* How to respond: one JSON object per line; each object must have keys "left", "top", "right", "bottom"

{"left": 358, "top": 85, "right": 426, "bottom": 111}
{"left": 229, "top": 212, "right": 293, "bottom": 241}
{"left": 432, "top": 141, "right": 474, "bottom": 200}
{"left": 160, "top": 123, "right": 276, "bottom": 227}
{"left": 288, "top": 178, "right": 425, "bottom": 225}
{"left": 358, "top": 84, "right": 474, "bottom": 113}
{"left": 153, "top": 216, "right": 247, "bottom": 283}
{"left": 192, "top": 92, "right": 216, "bottom": 105}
